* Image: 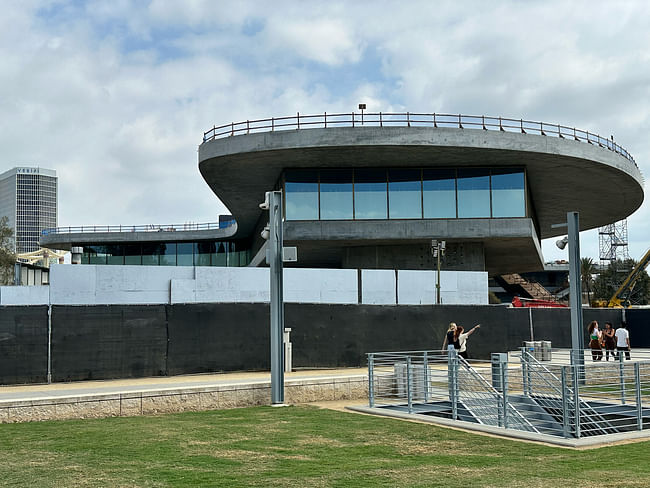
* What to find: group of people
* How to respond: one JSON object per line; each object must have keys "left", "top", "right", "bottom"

{"left": 587, "top": 320, "right": 631, "bottom": 361}
{"left": 441, "top": 322, "right": 481, "bottom": 359}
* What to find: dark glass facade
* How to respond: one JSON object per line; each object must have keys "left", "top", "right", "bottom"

{"left": 284, "top": 167, "right": 526, "bottom": 220}
{"left": 81, "top": 241, "right": 250, "bottom": 266}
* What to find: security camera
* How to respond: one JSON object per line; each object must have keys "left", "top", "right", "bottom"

{"left": 556, "top": 236, "right": 569, "bottom": 250}
{"left": 259, "top": 192, "right": 270, "bottom": 210}
{"left": 260, "top": 225, "right": 270, "bottom": 240}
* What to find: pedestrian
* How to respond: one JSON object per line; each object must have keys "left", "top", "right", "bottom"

{"left": 587, "top": 320, "right": 603, "bottom": 361}
{"left": 615, "top": 322, "right": 631, "bottom": 360}
{"left": 602, "top": 322, "right": 616, "bottom": 361}
{"left": 455, "top": 324, "right": 480, "bottom": 359}
{"left": 441, "top": 322, "right": 458, "bottom": 351}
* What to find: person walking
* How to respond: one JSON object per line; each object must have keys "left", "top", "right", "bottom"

{"left": 615, "top": 322, "right": 631, "bottom": 360}
{"left": 602, "top": 322, "right": 616, "bottom": 361}
{"left": 587, "top": 321, "right": 603, "bottom": 361}
{"left": 455, "top": 324, "right": 480, "bottom": 359}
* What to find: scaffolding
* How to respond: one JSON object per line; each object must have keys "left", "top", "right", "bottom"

{"left": 599, "top": 220, "right": 630, "bottom": 264}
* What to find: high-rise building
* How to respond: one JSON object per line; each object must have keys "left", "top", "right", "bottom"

{"left": 0, "top": 167, "right": 57, "bottom": 253}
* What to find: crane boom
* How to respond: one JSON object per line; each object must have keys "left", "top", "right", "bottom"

{"left": 607, "top": 248, "right": 650, "bottom": 307}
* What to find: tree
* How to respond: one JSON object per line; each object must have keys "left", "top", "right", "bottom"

{"left": 0, "top": 216, "right": 16, "bottom": 285}
{"left": 593, "top": 258, "right": 650, "bottom": 306}
{"left": 581, "top": 257, "right": 596, "bottom": 305}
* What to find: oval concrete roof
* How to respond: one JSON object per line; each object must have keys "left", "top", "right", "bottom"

{"left": 198, "top": 126, "right": 644, "bottom": 239}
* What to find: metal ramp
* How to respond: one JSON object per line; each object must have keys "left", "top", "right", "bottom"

{"left": 367, "top": 348, "right": 650, "bottom": 440}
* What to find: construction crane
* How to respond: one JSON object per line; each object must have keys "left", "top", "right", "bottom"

{"left": 595, "top": 248, "right": 650, "bottom": 308}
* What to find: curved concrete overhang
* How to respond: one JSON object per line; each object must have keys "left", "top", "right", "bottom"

{"left": 199, "top": 127, "right": 644, "bottom": 239}
{"left": 39, "top": 226, "right": 237, "bottom": 251}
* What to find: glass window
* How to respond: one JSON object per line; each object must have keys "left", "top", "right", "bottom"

{"left": 320, "top": 169, "right": 353, "bottom": 220}
{"left": 85, "top": 245, "right": 107, "bottom": 265}
{"left": 388, "top": 169, "right": 422, "bottom": 219}
{"left": 213, "top": 242, "right": 227, "bottom": 266}
{"left": 423, "top": 169, "right": 456, "bottom": 218}
{"left": 160, "top": 243, "right": 177, "bottom": 266}
{"left": 195, "top": 242, "right": 215, "bottom": 266}
{"left": 285, "top": 170, "right": 319, "bottom": 220}
{"left": 354, "top": 169, "right": 387, "bottom": 219}
{"left": 124, "top": 244, "right": 142, "bottom": 265}
{"left": 106, "top": 245, "right": 124, "bottom": 265}
{"left": 491, "top": 169, "right": 526, "bottom": 217}
{"left": 177, "top": 242, "right": 193, "bottom": 266}
{"left": 457, "top": 169, "right": 490, "bottom": 218}
{"left": 142, "top": 243, "right": 160, "bottom": 265}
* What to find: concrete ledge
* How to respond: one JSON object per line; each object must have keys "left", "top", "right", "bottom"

{"left": 0, "top": 375, "right": 368, "bottom": 423}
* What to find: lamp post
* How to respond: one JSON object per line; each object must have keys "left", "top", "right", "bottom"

{"left": 431, "top": 239, "right": 446, "bottom": 305}
{"left": 260, "top": 191, "right": 285, "bottom": 405}
{"left": 553, "top": 211, "right": 585, "bottom": 379}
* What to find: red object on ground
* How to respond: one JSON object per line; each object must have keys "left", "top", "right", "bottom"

{"left": 511, "top": 296, "right": 568, "bottom": 308}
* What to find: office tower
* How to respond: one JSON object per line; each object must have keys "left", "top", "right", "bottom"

{"left": 0, "top": 167, "right": 57, "bottom": 253}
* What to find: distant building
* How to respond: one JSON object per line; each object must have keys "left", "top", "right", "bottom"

{"left": 0, "top": 167, "right": 57, "bottom": 253}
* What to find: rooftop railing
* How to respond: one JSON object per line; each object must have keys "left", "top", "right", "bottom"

{"left": 202, "top": 112, "right": 637, "bottom": 167}
{"left": 41, "top": 220, "right": 234, "bottom": 236}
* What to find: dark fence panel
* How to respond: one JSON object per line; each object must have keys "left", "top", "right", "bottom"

{"left": 51, "top": 305, "right": 167, "bottom": 381}
{"left": 0, "top": 306, "right": 48, "bottom": 384}
{"left": 0, "top": 303, "right": 646, "bottom": 385}
{"left": 624, "top": 309, "right": 650, "bottom": 349}
{"left": 166, "top": 303, "right": 270, "bottom": 375}
{"left": 287, "top": 304, "right": 535, "bottom": 366}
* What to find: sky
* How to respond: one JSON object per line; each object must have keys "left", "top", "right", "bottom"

{"left": 2, "top": 0, "right": 650, "bottom": 263}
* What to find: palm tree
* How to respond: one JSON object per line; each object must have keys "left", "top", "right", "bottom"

{"left": 581, "top": 257, "right": 597, "bottom": 305}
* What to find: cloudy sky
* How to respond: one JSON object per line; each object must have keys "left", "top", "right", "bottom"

{"left": 2, "top": 0, "right": 649, "bottom": 262}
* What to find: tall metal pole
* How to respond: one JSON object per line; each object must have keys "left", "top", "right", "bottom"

{"left": 567, "top": 211, "right": 585, "bottom": 378}
{"left": 268, "top": 191, "right": 285, "bottom": 404}
{"left": 436, "top": 249, "right": 441, "bottom": 305}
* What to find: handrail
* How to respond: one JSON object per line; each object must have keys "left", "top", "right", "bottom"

{"left": 202, "top": 111, "right": 637, "bottom": 168}
{"left": 41, "top": 220, "right": 234, "bottom": 236}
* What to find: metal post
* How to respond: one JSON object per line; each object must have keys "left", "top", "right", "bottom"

{"left": 619, "top": 350, "right": 626, "bottom": 405}
{"left": 448, "top": 346, "right": 458, "bottom": 420}
{"left": 501, "top": 362, "right": 508, "bottom": 428}
{"left": 423, "top": 351, "right": 430, "bottom": 403}
{"left": 47, "top": 304, "right": 52, "bottom": 384}
{"left": 573, "top": 364, "right": 581, "bottom": 438}
{"left": 635, "top": 362, "right": 642, "bottom": 430}
{"left": 520, "top": 347, "right": 531, "bottom": 396}
{"left": 436, "top": 248, "right": 441, "bottom": 305}
{"left": 368, "top": 354, "right": 375, "bottom": 408}
{"left": 567, "top": 211, "right": 585, "bottom": 384}
{"left": 406, "top": 356, "right": 413, "bottom": 414}
{"left": 269, "top": 191, "right": 285, "bottom": 405}
{"left": 561, "top": 366, "right": 570, "bottom": 438}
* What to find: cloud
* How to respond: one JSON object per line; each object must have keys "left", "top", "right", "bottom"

{"left": 0, "top": 0, "right": 648, "bottom": 262}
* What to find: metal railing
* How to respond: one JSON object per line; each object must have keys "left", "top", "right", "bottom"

{"left": 367, "top": 347, "right": 650, "bottom": 439}
{"left": 41, "top": 221, "right": 234, "bottom": 236}
{"left": 202, "top": 112, "right": 637, "bottom": 167}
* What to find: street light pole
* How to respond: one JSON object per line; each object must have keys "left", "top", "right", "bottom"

{"left": 432, "top": 240, "right": 446, "bottom": 305}
{"left": 554, "top": 211, "right": 585, "bottom": 380}
{"left": 567, "top": 211, "right": 585, "bottom": 377}
{"left": 260, "top": 191, "right": 285, "bottom": 405}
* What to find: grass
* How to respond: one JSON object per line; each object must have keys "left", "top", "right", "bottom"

{"left": 1, "top": 405, "right": 650, "bottom": 487}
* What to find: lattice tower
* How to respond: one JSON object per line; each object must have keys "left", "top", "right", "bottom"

{"left": 598, "top": 219, "right": 630, "bottom": 265}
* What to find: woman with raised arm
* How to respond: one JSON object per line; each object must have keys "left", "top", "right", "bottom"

{"left": 602, "top": 321, "right": 616, "bottom": 361}
{"left": 455, "top": 324, "right": 481, "bottom": 360}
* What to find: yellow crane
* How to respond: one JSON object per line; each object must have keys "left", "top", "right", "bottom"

{"left": 594, "top": 248, "right": 650, "bottom": 308}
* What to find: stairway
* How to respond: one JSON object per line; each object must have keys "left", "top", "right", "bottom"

{"left": 498, "top": 273, "right": 556, "bottom": 301}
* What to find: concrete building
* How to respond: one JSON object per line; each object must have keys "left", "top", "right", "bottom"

{"left": 41, "top": 112, "right": 643, "bottom": 278}
{"left": 0, "top": 167, "right": 57, "bottom": 253}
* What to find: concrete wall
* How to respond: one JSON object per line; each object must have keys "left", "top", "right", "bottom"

{"left": 0, "top": 265, "right": 488, "bottom": 306}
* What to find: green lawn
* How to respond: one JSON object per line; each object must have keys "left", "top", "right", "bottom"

{"left": 1, "top": 405, "right": 649, "bottom": 487}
